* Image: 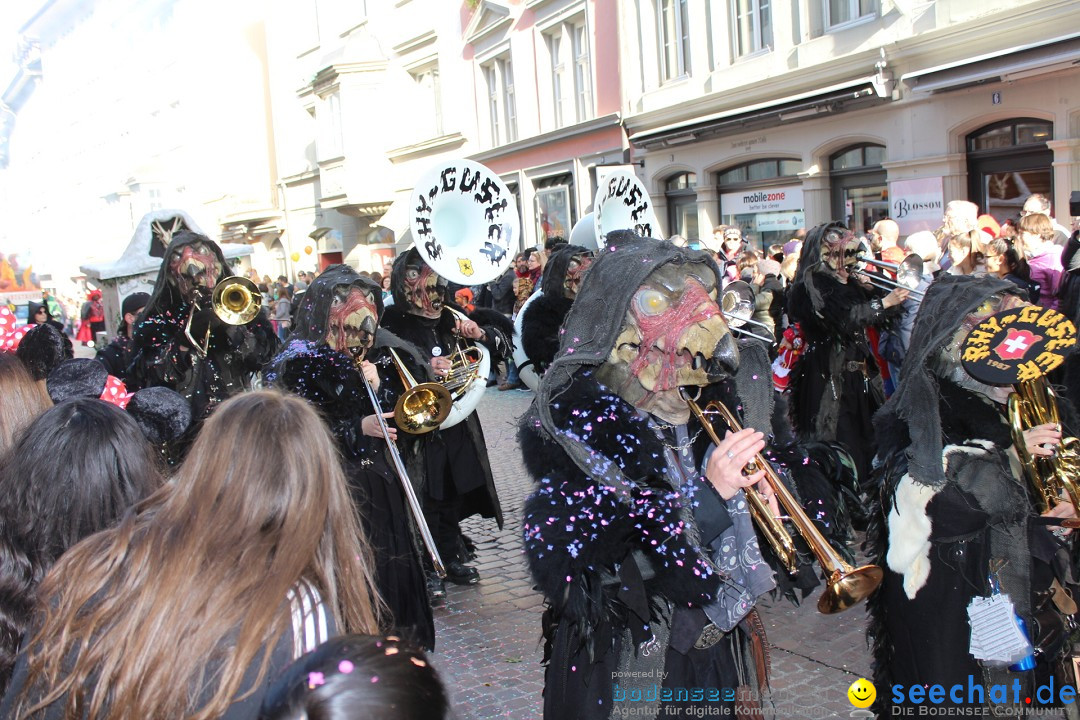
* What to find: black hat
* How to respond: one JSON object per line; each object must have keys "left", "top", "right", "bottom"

{"left": 16, "top": 323, "right": 74, "bottom": 381}
{"left": 46, "top": 358, "right": 108, "bottom": 404}
{"left": 122, "top": 292, "right": 151, "bottom": 317}
{"left": 126, "top": 386, "right": 193, "bottom": 447}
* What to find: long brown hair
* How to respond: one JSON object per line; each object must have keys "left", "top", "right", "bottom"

{"left": 0, "top": 353, "right": 51, "bottom": 456}
{"left": 16, "top": 391, "right": 381, "bottom": 719}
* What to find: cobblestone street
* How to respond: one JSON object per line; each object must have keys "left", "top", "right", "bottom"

{"left": 430, "top": 389, "right": 874, "bottom": 719}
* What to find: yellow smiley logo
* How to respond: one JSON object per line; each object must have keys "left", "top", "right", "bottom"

{"left": 847, "top": 678, "right": 876, "bottom": 708}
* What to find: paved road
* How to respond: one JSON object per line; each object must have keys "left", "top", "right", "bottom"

{"left": 430, "top": 389, "right": 874, "bottom": 719}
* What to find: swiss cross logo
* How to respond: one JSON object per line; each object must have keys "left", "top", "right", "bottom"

{"left": 994, "top": 328, "right": 1041, "bottom": 361}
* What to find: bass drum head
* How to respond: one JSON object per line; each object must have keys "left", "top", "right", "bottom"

{"left": 440, "top": 342, "right": 491, "bottom": 430}
{"left": 410, "top": 159, "right": 519, "bottom": 286}
{"left": 512, "top": 290, "right": 542, "bottom": 391}
{"left": 594, "top": 169, "right": 661, "bottom": 249}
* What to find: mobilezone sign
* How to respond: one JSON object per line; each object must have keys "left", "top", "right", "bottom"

{"left": 721, "top": 186, "right": 803, "bottom": 214}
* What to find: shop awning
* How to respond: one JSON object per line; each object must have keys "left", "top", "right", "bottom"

{"left": 901, "top": 33, "right": 1080, "bottom": 94}
{"left": 629, "top": 76, "right": 881, "bottom": 149}
{"left": 372, "top": 192, "right": 411, "bottom": 241}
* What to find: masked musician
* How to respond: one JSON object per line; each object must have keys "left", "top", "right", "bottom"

{"left": 869, "top": 276, "right": 1078, "bottom": 714}
{"left": 520, "top": 233, "right": 780, "bottom": 719}
{"left": 518, "top": 243, "right": 591, "bottom": 377}
{"left": 266, "top": 265, "right": 435, "bottom": 649}
{"left": 128, "top": 231, "right": 277, "bottom": 420}
{"left": 380, "top": 249, "right": 513, "bottom": 595}
{"left": 786, "top": 222, "right": 907, "bottom": 486}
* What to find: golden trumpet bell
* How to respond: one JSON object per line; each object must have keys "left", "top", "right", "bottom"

{"left": 212, "top": 276, "right": 262, "bottom": 325}
{"left": 394, "top": 382, "right": 453, "bottom": 435}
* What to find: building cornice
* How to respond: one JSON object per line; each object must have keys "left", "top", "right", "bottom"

{"left": 469, "top": 113, "right": 621, "bottom": 163}
{"left": 386, "top": 132, "right": 468, "bottom": 163}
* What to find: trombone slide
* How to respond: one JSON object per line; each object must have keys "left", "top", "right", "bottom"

{"left": 360, "top": 365, "right": 447, "bottom": 577}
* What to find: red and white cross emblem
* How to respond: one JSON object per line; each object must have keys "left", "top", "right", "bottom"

{"left": 994, "top": 328, "right": 1041, "bottom": 361}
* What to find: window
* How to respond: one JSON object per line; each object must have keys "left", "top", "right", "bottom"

{"left": 665, "top": 172, "right": 698, "bottom": 241}
{"left": 658, "top": 0, "right": 690, "bottom": 80}
{"left": 484, "top": 65, "right": 500, "bottom": 146}
{"left": 829, "top": 144, "right": 887, "bottom": 233}
{"left": 318, "top": 92, "right": 344, "bottom": 159}
{"left": 966, "top": 119, "right": 1054, "bottom": 226}
{"left": 826, "top": 0, "right": 874, "bottom": 28}
{"left": 482, "top": 57, "right": 517, "bottom": 146}
{"left": 733, "top": 0, "right": 771, "bottom": 57}
{"left": 410, "top": 65, "right": 443, "bottom": 138}
{"left": 546, "top": 19, "right": 593, "bottom": 128}
{"left": 500, "top": 58, "right": 517, "bottom": 143}
{"left": 546, "top": 32, "right": 567, "bottom": 127}
{"left": 717, "top": 158, "right": 799, "bottom": 185}
{"left": 716, "top": 159, "right": 802, "bottom": 251}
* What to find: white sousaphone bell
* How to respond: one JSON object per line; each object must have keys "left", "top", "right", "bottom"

{"left": 594, "top": 169, "right": 662, "bottom": 249}
{"left": 410, "top": 158, "right": 521, "bottom": 428}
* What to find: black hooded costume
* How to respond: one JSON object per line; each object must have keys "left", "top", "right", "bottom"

{"left": 519, "top": 244, "right": 588, "bottom": 376}
{"left": 519, "top": 234, "right": 778, "bottom": 720}
{"left": 379, "top": 249, "right": 512, "bottom": 570}
{"left": 128, "top": 232, "right": 277, "bottom": 420}
{"left": 867, "top": 275, "right": 1079, "bottom": 714}
{"left": 265, "top": 265, "right": 435, "bottom": 650}
{"left": 786, "top": 222, "right": 903, "bottom": 485}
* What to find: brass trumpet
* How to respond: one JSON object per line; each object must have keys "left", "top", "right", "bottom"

{"left": 1008, "top": 377, "right": 1080, "bottom": 528}
{"left": 184, "top": 276, "right": 263, "bottom": 357}
{"left": 682, "top": 392, "right": 883, "bottom": 614}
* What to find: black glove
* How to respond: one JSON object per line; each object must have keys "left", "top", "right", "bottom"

{"left": 187, "top": 308, "right": 222, "bottom": 341}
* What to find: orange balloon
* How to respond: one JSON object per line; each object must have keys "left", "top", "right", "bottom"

{"left": 290, "top": 252, "right": 300, "bottom": 262}
{"left": 304, "top": 245, "right": 314, "bottom": 255}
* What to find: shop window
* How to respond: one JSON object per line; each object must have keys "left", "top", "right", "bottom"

{"left": 665, "top": 172, "right": 698, "bottom": 241}
{"left": 716, "top": 159, "right": 801, "bottom": 251}
{"left": 535, "top": 174, "right": 576, "bottom": 245}
{"left": 966, "top": 119, "right": 1053, "bottom": 225}
{"left": 829, "top": 143, "right": 886, "bottom": 233}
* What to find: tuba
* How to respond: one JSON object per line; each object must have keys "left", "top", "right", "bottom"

{"left": 682, "top": 392, "right": 883, "bottom": 614}
{"left": 184, "top": 276, "right": 262, "bottom": 357}
{"left": 1009, "top": 378, "right": 1080, "bottom": 527}
{"left": 409, "top": 158, "right": 520, "bottom": 428}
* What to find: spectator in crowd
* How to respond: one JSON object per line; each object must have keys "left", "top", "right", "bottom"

{"left": 0, "top": 391, "right": 381, "bottom": 719}
{"left": 95, "top": 292, "right": 150, "bottom": 382}
{"left": 0, "top": 398, "right": 162, "bottom": 693}
{"left": 258, "top": 635, "right": 448, "bottom": 720}
{"left": 294, "top": 271, "right": 310, "bottom": 293}
{"left": 984, "top": 238, "right": 1038, "bottom": 302}
{"left": 877, "top": 230, "right": 937, "bottom": 379}
{"left": 0, "top": 352, "right": 51, "bottom": 458}
{"left": 1023, "top": 193, "right": 1071, "bottom": 247}
{"left": 752, "top": 257, "right": 786, "bottom": 342}
{"left": 870, "top": 219, "right": 904, "bottom": 266}
{"left": 274, "top": 288, "right": 293, "bottom": 342}
{"left": 1020, "top": 213, "right": 1064, "bottom": 310}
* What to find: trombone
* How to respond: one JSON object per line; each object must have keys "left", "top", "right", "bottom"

{"left": 357, "top": 352, "right": 447, "bottom": 577}
{"left": 184, "top": 276, "right": 262, "bottom": 357}
{"left": 720, "top": 281, "right": 775, "bottom": 344}
{"left": 386, "top": 347, "right": 453, "bottom": 434}
{"left": 681, "top": 391, "right": 883, "bottom": 614}
{"left": 853, "top": 254, "right": 926, "bottom": 300}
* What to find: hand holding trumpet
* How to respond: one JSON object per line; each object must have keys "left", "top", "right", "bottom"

{"left": 704, "top": 428, "right": 781, "bottom": 518}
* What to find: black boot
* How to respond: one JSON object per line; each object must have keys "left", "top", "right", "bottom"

{"left": 444, "top": 561, "right": 480, "bottom": 585}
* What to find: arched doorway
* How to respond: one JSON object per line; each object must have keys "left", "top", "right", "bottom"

{"left": 966, "top": 118, "right": 1053, "bottom": 224}
{"left": 829, "top": 144, "right": 887, "bottom": 234}
{"left": 664, "top": 171, "right": 697, "bottom": 241}
{"left": 268, "top": 239, "right": 287, "bottom": 280}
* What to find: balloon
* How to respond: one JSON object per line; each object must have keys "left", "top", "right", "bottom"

{"left": 304, "top": 245, "right": 313, "bottom": 255}
{"left": 290, "top": 252, "right": 300, "bottom": 262}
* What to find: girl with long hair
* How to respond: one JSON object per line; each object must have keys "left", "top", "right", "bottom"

{"left": 0, "top": 398, "right": 161, "bottom": 692}
{"left": 0, "top": 352, "right": 51, "bottom": 457}
{"left": 1, "top": 391, "right": 382, "bottom": 720}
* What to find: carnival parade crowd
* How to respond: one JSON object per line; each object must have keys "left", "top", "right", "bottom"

{"left": 0, "top": 180, "right": 1078, "bottom": 720}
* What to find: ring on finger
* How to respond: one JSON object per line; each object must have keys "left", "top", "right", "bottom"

{"left": 725, "top": 450, "right": 736, "bottom": 460}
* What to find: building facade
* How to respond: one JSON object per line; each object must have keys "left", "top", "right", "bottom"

{"left": 618, "top": 0, "right": 1080, "bottom": 249}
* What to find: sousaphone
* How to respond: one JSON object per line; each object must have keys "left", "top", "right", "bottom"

{"left": 594, "top": 169, "right": 662, "bottom": 248}
{"left": 409, "top": 158, "right": 521, "bottom": 427}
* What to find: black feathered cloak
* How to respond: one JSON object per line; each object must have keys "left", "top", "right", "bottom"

{"left": 265, "top": 264, "right": 435, "bottom": 649}
{"left": 520, "top": 244, "right": 587, "bottom": 375}
{"left": 521, "top": 234, "right": 779, "bottom": 719}
{"left": 129, "top": 231, "right": 277, "bottom": 420}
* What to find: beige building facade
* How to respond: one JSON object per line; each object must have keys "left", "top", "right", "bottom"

{"left": 619, "top": 0, "right": 1080, "bottom": 250}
